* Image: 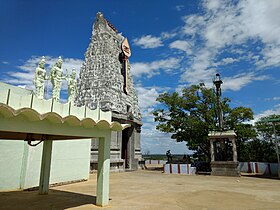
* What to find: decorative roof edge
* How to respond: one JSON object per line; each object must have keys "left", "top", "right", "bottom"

{"left": 0, "top": 103, "right": 130, "bottom": 132}
{"left": 0, "top": 88, "right": 130, "bottom": 131}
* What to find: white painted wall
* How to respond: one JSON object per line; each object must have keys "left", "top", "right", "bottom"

{"left": 0, "top": 141, "right": 24, "bottom": 190}
{"left": 0, "top": 139, "right": 91, "bottom": 191}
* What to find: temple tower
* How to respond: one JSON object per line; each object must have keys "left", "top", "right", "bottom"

{"left": 75, "top": 12, "right": 142, "bottom": 171}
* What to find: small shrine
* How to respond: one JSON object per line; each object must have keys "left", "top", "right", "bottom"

{"left": 209, "top": 74, "right": 240, "bottom": 176}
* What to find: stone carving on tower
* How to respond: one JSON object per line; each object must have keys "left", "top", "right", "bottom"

{"left": 75, "top": 12, "right": 142, "bottom": 171}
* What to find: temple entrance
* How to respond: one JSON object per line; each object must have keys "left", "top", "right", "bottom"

{"left": 122, "top": 128, "right": 130, "bottom": 169}
{"left": 213, "top": 139, "right": 233, "bottom": 161}
{"left": 121, "top": 127, "right": 134, "bottom": 169}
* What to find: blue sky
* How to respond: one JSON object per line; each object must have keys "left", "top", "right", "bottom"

{"left": 1, "top": 0, "right": 280, "bottom": 154}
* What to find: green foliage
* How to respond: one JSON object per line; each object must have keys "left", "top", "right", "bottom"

{"left": 255, "top": 114, "right": 280, "bottom": 140}
{"left": 153, "top": 83, "right": 255, "bottom": 160}
{"left": 239, "top": 139, "right": 278, "bottom": 163}
{"left": 245, "top": 114, "right": 280, "bottom": 163}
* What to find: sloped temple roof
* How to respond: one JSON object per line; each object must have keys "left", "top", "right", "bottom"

{"left": 0, "top": 86, "right": 129, "bottom": 207}
{"left": 0, "top": 88, "right": 130, "bottom": 140}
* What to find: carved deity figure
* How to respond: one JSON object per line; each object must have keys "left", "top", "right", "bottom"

{"left": 50, "top": 56, "right": 65, "bottom": 101}
{"left": 67, "top": 68, "right": 77, "bottom": 103}
{"left": 34, "top": 56, "right": 48, "bottom": 99}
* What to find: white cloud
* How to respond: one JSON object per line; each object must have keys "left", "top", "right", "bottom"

{"left": 221, "top": 57, "right": 238, "bottom": 65}
{"left": 161, "top": 31, "right": 177, "bottom": 39}
{"left": 180, "top": 49, "right": 216, "bottom": 84}
{"left": 133, "top": 35, "right": 163, "bottom": 49}
{"left": 141, "top": 128, "right": 190, "bottom": 154}
{"left": 130, "top": 57, "right": 181, "bottom": 78}
{"left": 140, "top": 114, "right": 191, "bottom": 154}
{"left": 202, "top": 0, "right": 280, "bottom": 54}
{"left": 134, "top": 85, "right": 191, "bottom": 154}
{"left": 250, "top": 104, "right": 280, "bottom": 125}
{"left": 240, "top": 0, "right": 280, "bottom": 45}
{"left": 222, "top": 73, "right": 269, "bottom": 91}
{"left": 135, "top": 85, "right": 169, "bottom": 121}
{"left": 2, "top": 61, "right": 8, "bottom": 65}
{"left": 213, "top": 57, "right": 239, "bottom": 67}
{"left": 169, "top": 40, "right": 193, "bottom": 54}
{"left": 272, "top": 97, "right": 280, "bottom": 101}
{"left": 257, "top": 45, "right": 280, "bottom": 68}
{"left": 175, "top": 5, "right": 184, "bottom": 11}
{"left": 136, "top": 86, "right": 160, "bottom": 110}
{"left": 182, "top": 15, "right": 205, "bottom": 37}
{"left": 265, "top": 97, "right": 280, "bottom": 101}
{"left": 203, "top": 0, "right": 222, "bottom": 12}
{"left": 177, "top": 0, "right": 280, "bottom": 90}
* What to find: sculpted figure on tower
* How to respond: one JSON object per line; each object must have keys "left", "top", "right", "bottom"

{"left": 34, "top": 56, "right": 48, "bottom": 99}
{"left": 50, "top": 56, "right": 65, "bottom": 101}
{"left": 67, "top": 68, "right": 77, "bottom": 103}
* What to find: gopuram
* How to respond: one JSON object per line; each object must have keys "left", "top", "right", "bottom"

{"left": 75, "top": 12, "right": 142, "bottom": 171}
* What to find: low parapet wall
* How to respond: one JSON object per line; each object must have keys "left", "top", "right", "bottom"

{"left": 164, "top": 164, "right": 196, "bottom": 175}
{"left": 145, "top": 160, "right": 165, "bottom": 165}
{"left": 145, "top": 160, "right": 279, "bottom": 176}
{"left": 239, "top": 162, "right": 278, "bottom": 176}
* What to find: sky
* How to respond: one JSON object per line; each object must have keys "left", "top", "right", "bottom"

{"left": 1, "top": 0, "right": 280, "bottom": 154}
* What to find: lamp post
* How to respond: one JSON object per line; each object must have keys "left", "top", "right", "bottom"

{"left": 272, "top": 121, "right": 280, "bottom": 178}
{"left": 213, "top": 73, "right": 224, "bottom": 130}
{"left": 259, "top": 117, "right": 280, "bottom": 178}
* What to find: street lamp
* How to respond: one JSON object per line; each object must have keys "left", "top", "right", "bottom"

{"left": 272, "top": 121, "right": 280, "bottom": 178}
{"left": 259, "top": 117, "right": 280, "bottom": 178}
{"left": 213, "top": 73, "right": 224, "bottom": 130}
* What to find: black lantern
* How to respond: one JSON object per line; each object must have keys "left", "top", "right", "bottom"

{"left": 213, "top": 73, "right": 223, "bottom": 130}
{"left": 213, "top": 73, "right": 223, "bottom": 90}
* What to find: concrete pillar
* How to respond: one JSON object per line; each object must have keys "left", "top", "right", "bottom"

{"left": 96, "top": 133, "right": 111, "bottom": 207}
{"left": 20, "top": 142, "right": 29, "bottom": 189}
{"left": 232, "top": 138, "right": 237, "bottom": 162}
{"left": 39, "top": 139, "right": 53, "bottom": 195}
{"left": 210, "top": 140, "right": 215, "bottom": 162}
{"left": 126, "top": 128, "right": 132, "bottom": 169}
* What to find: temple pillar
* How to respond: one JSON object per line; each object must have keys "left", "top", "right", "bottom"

{"left": 210, "top": 140, "right": 215, "bottom": 162}
{"left": 39, "top": 139, "right": 53, "bottom": 195}
{"left": 232, "top": 138, "right": 237, "bottom": 162}
{"left": 96, "top": 133, "right": 111, "bottom": 206}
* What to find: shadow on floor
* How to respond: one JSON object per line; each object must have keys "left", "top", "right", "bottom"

{"left": 241, "top": 173, "right": 280, "bottom": 180}
{"left": 0, "top": 189, "right": 96, "bottom": 210}
{"left": 145, "top": 166, "right": 164, "bottom": 171}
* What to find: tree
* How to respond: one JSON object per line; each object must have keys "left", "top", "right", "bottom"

{"left": 238, "top": 139, "right": 277, "bottom": 162}
{"left": 153, "top": 83, "right": 255, "bottom": 161}
{"left": 248, "top": 114, "right": 280, "bottom": 163}
{"left": 255, "top": 114, "right": 280, "bottom": 141}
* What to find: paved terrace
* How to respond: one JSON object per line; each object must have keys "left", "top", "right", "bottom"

{"left": 1, "top": 170, "right": 280, "bottom": 210}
